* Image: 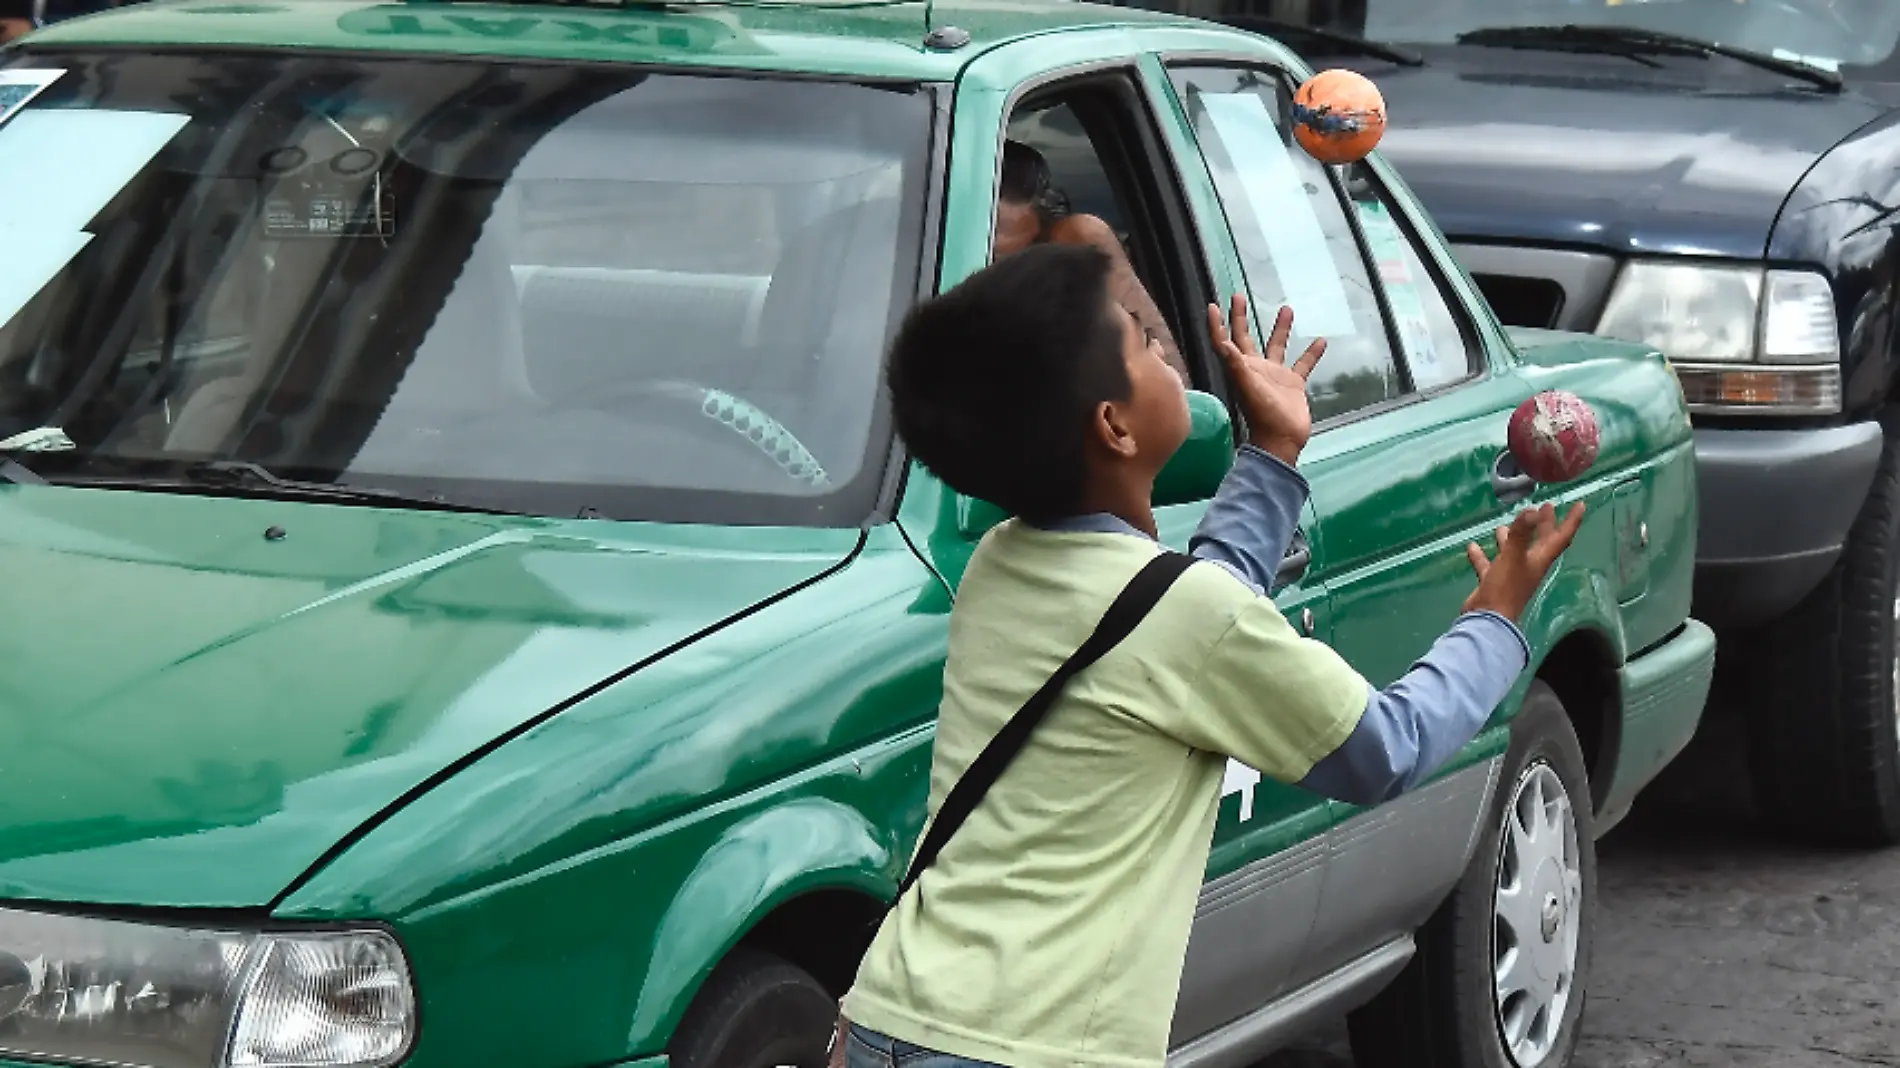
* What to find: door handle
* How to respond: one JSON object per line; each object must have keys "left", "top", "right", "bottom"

{"left": 1275, "top": 529, "right": 1311, "bottom": 588}
{"left": 1491, "top": 449, "right": 1536, "bottom": 505}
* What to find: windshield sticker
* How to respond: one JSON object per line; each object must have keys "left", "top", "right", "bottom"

{"left": 1199, "top": 91, "right": 1357, "bottom": 339}
{"left": 0, "top": 69, "right": 64, "bottom": 127}
{"left": 0, "top": 109, "right": 190, "bottom": 329}
{"left": 0, "top": 229, "right": 91, "bottom": 330}
{"left": 265, "top": 186, "right": 396, "bottom": 239}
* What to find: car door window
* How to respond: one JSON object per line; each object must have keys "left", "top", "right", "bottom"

{"left": 1166, "top": 64, "right": 1402, "bottom": 423}
{"left": 1340, "top": 163, "right": 1479, "bottom": 393}
{"left": 1000, "top": 79, "right": 1215, "bottom": 391}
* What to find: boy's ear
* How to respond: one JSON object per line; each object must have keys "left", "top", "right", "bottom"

{"left": 1091, "top": 400, "right": 1140, "bottom": 460}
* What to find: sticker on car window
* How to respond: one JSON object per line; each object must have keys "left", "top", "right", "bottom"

{"left": 0, "top": 69, "right": 63, "bottom": 127}
{"left": 1355, "top": 199, "right": 1442, "bottom": 378}
{"left": 1198, "top": 91, "right": 1357, "bottom": 339}
{"left": 0, "top": 108, "right": 190, "bottom": 328}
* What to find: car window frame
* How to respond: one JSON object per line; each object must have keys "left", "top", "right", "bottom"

{"left": 1336, "top": 156, "right": 1491, "bottom": 402}
{"left": 868, "top": 80, "right": 953, "bottom": 527}
{"left": 994, "top": 62, "right": 1222, "bottom": 394}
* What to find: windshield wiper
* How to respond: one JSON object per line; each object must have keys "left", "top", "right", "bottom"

{"left": 1218, "top": 15, "right": 1423, "bottom": 67}
{"left": 57, "top": 458, "right": 515, "bottom": 515}
{"left": 1455, "top": 24, "right": 1843, "bottom": 91}
{"left": 0, "top": 426, "right": 69, "bottom": 485}
{"left": 179, "top": 460, "right": 516, "bottom": 514}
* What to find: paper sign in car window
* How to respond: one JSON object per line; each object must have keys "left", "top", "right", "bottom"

{"left": 1199, "top": 92, "right": 1357, "bottom": 338}
{"left": 0, "top": 69, "right": 64, "bottom": 127}
{"left": 0, "top": 109, "right": 189, "bottom": 329}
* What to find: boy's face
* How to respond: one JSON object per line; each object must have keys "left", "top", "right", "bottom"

{"left": 1108, "top": 299, "right": 1191, "bottom": 471}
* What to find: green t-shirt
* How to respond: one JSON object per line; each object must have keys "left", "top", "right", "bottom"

{"left": 843, "top": 519, "right": 1370, "bottom": 1067}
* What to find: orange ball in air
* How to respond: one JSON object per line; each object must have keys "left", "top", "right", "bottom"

{"left": 1292, "top": 68, "right": 1387, "bottom": 164}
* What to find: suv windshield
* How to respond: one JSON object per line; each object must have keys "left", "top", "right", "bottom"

{"left": 0, "top": 51, "right": 932, "bottom": 526}
{"left": 1361, "top": 0, "right": 1900, "bottom": 71}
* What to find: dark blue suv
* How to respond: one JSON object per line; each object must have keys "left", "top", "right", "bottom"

{"left": 1115, "top": 0, "right": 1900, "bottom": 847}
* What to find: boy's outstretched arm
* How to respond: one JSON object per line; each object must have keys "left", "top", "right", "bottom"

{"left": 1183, "top": 294, "right": 1586, "bottom": 803}
{"left": 1299, "top": 504, "right": 1586, "bottom": 803}
{"left": 1158, "top": 503, "right": 1585, "bottom": 804}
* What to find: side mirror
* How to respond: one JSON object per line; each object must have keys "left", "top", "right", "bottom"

{"left": 1155, "top": 390, "right": 1235, "bottom": 507}
{"left": 955, "top": 390, "right": 1235, "bottom": 537}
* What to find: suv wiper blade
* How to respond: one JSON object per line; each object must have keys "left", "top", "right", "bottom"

{"left": 1219, "top": 15, "right": 1423, "bottom": 67}
{"left": 1455, "top": 24, "right": 1843, "bottom": 91}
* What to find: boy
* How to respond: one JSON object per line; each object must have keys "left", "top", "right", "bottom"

{"left": 840, "top": 243, "right": 1583, "bottom": 1068}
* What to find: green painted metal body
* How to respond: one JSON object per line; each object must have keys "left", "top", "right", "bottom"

{"left": 0, "top": 2, "right": 1711, "bottom": 1065}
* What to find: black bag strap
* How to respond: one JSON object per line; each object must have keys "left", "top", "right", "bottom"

{"left": 892, "top": 550, "right": 1197, "bottom": 907}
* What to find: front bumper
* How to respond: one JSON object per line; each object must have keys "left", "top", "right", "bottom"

{"left": 1691, "top": 422, "right": 1884, "bottom": 629}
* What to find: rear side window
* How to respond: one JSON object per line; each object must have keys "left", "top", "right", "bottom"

{"left": 1167, "top": 65, "right": 1402, "bottom": 423}
{"left": 1341, "top": 164, "right": 1479, "bottom": 392}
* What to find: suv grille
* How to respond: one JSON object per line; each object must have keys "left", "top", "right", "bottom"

{"left": 1449, "top": 245, "right": 1621, "bottom": 334}
{"left": 1472, "top": 274, "right": 1566, "bottom": 329}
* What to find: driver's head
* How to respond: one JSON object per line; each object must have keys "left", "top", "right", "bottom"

{"left": 0, "top": 0, "right": 33, "bottom": 42}
{"left": 887, "top": 242, "right": 1189, "bottom": 524}
{"left": 993, "top": 140, "right": 1066, "bottom": 259}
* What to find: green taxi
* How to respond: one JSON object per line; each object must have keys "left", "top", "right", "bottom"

{"left": 0, "top": 2, "right": 1711, "bottom": 1067}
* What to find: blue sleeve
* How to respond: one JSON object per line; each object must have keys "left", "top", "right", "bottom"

{"left": 1296, "top": 611, "right": 1531, "bottom": 805}
{"left": 1188, "top": 445, "right": 1308, "bottom": 596}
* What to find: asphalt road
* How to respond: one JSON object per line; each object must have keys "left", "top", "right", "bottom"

{"left": 1259, "top": 710, "right": 1900, "bottom": 1068}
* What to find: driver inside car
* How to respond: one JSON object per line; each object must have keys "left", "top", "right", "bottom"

{"left": 992, "top": 140, "right": 1190, "bottom": 384}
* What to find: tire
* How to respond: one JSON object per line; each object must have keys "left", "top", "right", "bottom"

{"left": 1346, "top": 682, "right": 1597, "bottom": 1068}
{"left": 669, "top": 946, "right": 838, "bottom": 1068}
{"left": 1739, "top": 419, "right": 1900, "bottom": 847}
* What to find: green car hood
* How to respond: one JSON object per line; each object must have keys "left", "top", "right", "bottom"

{"left": 0, "top": 485, "right": 854, "bottom": 908}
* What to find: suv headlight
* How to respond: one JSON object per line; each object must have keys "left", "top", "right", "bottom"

{"left": 0, "top": 907, "right": 416, "bottom": 1068}
{"left": 1595, "top": 262, "right": 1841, "bottom": 415}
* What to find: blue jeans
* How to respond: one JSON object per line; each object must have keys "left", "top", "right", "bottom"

{"left": 844, "top": 1023, "right": 1004, "bottom": 1067}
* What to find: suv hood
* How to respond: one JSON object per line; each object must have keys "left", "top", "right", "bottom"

{"left": 1351, "top": 49, "right": 1888, "bottom": 258}
{"left": 0, "top": 485, "right": 851, "bottom": 908}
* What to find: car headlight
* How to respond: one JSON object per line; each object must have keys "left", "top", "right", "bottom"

{"left": 1595, "top": 262, "right": 1841, "bottom": 415}
{"left": 0, "top": 906, "right": 416, "bottom": 1068}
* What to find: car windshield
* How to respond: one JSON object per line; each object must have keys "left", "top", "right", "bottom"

{"left": 0, "top": 51, "right": 932, "bottom": 526}
{"left": 1360, "top": 0, "right": 1900, "bottom": 71}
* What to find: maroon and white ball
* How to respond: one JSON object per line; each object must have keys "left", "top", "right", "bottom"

{"left": 1507, "top": 390, "right": 1601, "bottom": 484}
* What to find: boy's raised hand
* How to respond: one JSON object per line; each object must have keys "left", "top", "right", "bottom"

{"left": 1464, "top": 502, "right": 1588, "bottom": 622}
{"left": 1208, "top": 295, "right": 1326, "bottom": 467}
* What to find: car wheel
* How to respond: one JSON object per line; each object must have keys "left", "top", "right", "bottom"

{"left": 669, "top": 946, "right": 837, "bottom": 1068}
{"left": 1739, "top": 421, "right": 1900, "bottom": 846}
{"left": 1346, "top": 682, "right": 1596, "bottom": 1068}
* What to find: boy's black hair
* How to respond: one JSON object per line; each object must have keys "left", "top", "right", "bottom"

{"left": 887, "top": 242, "right": 1130, "bottom": 522}
{"left": 999, "top": 139, "right": 1070, "bottom": 225}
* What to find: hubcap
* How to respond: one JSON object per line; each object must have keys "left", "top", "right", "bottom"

{"left": 1492, "top": 762, "right": 1581, "bottom": 1068}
